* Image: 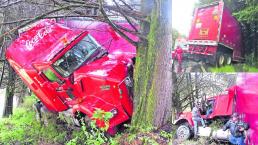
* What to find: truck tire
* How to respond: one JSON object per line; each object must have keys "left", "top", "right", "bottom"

{"left": 216, "top": 52, "right": 225, "bottom": 67}
{"left": 225, "top": 55, "right": 232, "bottom": 65}
{"left": 176, "top": 123, "right": 191, "bottom": 140}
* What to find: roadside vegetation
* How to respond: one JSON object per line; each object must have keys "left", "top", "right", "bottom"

{"left": 0, "top": 95, "right": 69, "bottom": 144}
{"left": 0, "top": 95, "right": 227, "bottom": 145}
{"left": 0, "top": 95, "right": 175, "bottom": 145}
{"left": 210, "top": 64, "right": 258, "bottom": 72}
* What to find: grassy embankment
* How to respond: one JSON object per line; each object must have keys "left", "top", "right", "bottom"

{"left": 210, "top": 64, "right": 258, "bottom": 72}
{"left": 0, "top": 95, "right": 176, "bottom": 145}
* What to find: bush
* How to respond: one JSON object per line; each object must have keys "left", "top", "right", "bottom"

{"left": 66, "top": 109, "right": 118, "bottom": 145}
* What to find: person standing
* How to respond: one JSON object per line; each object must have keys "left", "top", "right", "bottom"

{"left": 192, "top": 101, "right": 206, "bottom": 138}
{"left": 174, "top": 46, "right": 183, "bottom": 72}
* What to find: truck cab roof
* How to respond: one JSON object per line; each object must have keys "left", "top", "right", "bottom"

{"left": 6, "top": 19, "right": 82, "bottom": 69}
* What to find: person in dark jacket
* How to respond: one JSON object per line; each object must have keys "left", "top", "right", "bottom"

{"left": 223, "top": 113, "right": 249, "bottom": 145}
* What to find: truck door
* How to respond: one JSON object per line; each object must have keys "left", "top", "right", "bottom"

{"left": 40, "top": 67, "right": 74, "bottom": 101}
{"left": 33, "top": 63, "right": 69, "bottom": 111}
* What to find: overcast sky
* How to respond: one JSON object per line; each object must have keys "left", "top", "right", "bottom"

{"left": 172, "top": 0, "right": 199, "bottom": 36}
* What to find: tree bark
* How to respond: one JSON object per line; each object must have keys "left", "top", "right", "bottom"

{"left": 3, "top": 63, "right": 16, "bottom": 117}
{"left": 131, "top": 0, "right": 172, "bottom": 130}
{"left": 17, "top": 82, "right": 27, "bottom": 106}
{"left": 171, "top": 66, "right": 179, "bottom": 122}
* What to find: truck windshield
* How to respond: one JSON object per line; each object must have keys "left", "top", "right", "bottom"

{"left": 53, "top": 34, "right": 101, "bottom": 77}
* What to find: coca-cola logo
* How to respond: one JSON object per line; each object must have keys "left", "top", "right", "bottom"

{"left": 25, "top": 26, "right": 52, "bottom": 50}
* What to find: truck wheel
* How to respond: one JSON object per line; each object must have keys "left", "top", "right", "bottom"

{"left": 216, "top": 53, "right": 225, "bottom": 67}
{"left": 225, "top": 55, "right": 232, "bottom": 65}
{"left": 176, "top": 123, "right": 191, "bottom": 140}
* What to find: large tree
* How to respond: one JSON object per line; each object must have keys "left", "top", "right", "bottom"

{"left": 132, "top": 0, "right": 172, "bottom": 130}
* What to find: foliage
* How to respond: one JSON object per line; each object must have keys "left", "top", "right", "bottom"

{"left": 210, "top": 64, "right": 258, "bottom": 72}
{"left": 160, "top": 130, "right": 173, "bottom": 140}
{"left": 66, "top": 109, "right": 117, "bottom": 145}
{"left": 210, "top": 65, "right": 236, "bottom": 72}
{"left": 231, "top": 1, "right": 258, "bottom": 66}
{"left": 234, "top": 4, "right": 258, "bottom": 23}
{"left": 92, "top": 108, "right": 113, "bottom": 131}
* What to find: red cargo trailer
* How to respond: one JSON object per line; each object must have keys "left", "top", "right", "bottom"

{"left": 187, "top": 1, "right": 244, "bottom": 66}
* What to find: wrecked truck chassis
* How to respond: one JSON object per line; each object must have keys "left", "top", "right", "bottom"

{"left": 174, "top": 118, "right": 231, "bottom": 142}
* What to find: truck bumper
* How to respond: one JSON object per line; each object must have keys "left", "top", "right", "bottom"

{"left": 186, "top": 53, "right": 216, "bottom": 65}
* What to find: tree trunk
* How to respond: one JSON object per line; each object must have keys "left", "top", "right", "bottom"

{"left": 171, "top": 65, "right": 177, "bottom": 122}
{"left": 17, "top": 82, "right": 27, "bottom": 106}
{"left": 3, "top": 63, "right": 16, "bottom": 117}
{"left": 131, "top": 0, "right": 172, "bottom": 130}
{"left": 188, "top": 74, "right": 194, "bottom": 109}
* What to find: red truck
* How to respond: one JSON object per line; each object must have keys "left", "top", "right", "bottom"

{"left": 187, "top": 1, "right": 244, "bottom": 66}
{"left": 174, "top": 74, "right": 258, "bottom": 145}
{"left": 5, "top": 19, "right": 137, "bottom": 133}
{"left": 174, "top": 93, "right": 233, "bottom": 140}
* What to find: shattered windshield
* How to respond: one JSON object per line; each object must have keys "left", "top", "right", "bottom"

{"left": 53, "top": 34, "right": 101, "bottom": 77}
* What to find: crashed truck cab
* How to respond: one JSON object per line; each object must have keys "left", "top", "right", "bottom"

{"left": 174, "top": 93, "right": 233, "bottom": 140}
{"left": 5, "top": 19, "right": 135, "bottom": 132}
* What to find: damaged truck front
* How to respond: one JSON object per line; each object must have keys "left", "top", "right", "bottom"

{"left": 5, "top": 19, "right": 136, "bottom": 134}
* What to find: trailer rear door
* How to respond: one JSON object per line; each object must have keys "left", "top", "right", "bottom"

{"left": 189, "top": 2, "right": 223, "bottom": 41}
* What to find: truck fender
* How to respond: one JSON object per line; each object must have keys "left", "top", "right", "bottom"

{"left": 174, "top": 118, "right": 193, "bottom": 126}
{"left": 174, "top": 118, "right": 194, "bottom": 127}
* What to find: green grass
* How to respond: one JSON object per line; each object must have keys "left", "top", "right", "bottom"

{"left": 0, "top": 95, "right": 118, "bottom": 145}
{"left": 0, "top": 95, "right": 174, "bottom": 145}
{"left": 210, "top": 65, "right": 236, "bottom": 72}
{"left": 210, "top": 64, "right": 258, "bottom": 72}
{"left": 0, "top": 95, "right": 67, "bottom": 145}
